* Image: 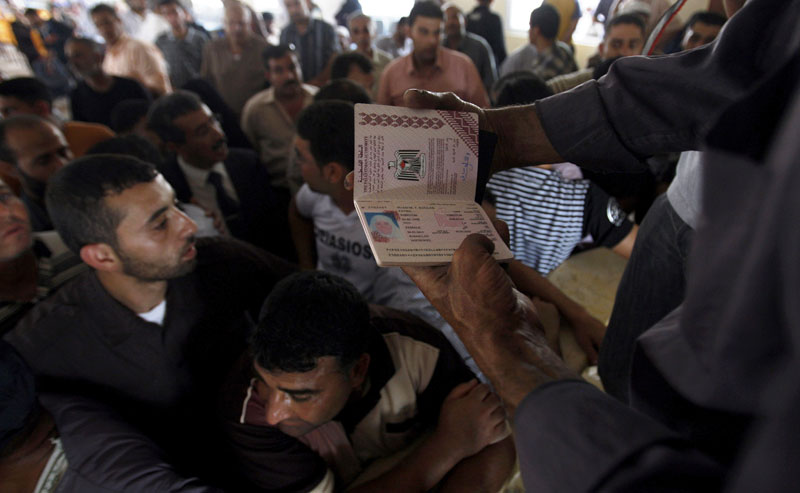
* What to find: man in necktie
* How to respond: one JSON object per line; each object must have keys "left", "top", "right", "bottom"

{"left": 147, "top": 90, "right": 296, "bottom": 260}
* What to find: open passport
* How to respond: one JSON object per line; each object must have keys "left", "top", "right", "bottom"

{"left": 353, "top": 104, "right": 513, "bottom": 267}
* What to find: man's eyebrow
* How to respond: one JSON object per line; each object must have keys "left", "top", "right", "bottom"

{"left": 278, "top": 387, "right": 320, "bottom": 396}
{"left": 146, "top": 205, "right": 169, "bottom": 224}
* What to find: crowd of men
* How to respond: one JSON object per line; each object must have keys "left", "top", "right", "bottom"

{"left": 4, "top": 0, "right": 799, "bottom": 491}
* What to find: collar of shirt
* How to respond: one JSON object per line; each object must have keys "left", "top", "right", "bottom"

{"left": 165, "top": 25, "right": 199, "bottom": 42}
{"left": 405, "top": 47, "right": 445, "bottom": 76}
{"left": 176, "top": 155, "right": 238, "bottom": 205}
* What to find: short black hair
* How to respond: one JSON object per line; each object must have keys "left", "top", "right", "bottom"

{"left": 604, "top": 13, "right": 646, "bottom": 38}
{"left": 146, "top": 91, "right": 203, "bottom": 144}
{"left": 0, "top": 115, "right": 53, "bottom": 165}
{"left": 262, "top": 11, "right": 274, "bottom": 22}
{"left": 686, "top": 11, "right": 727, "bottom": 29}
{"left": 314, "top": 79, "right": 372, "bottom": 104}
{"left": 262, "top": 44, "right": 295, "bottom": 70}
{"left": 23, "top": 8, "right": 39, "bottom": 17}
{"left": 409, "top": 1, "right": 443, "bottom": 26}
{"left": 0, "top": 77, "right": 52, "bottom": 109}
{"left": 89, "top": 3, "right": 118, "bottom": 18}
{"left": 251, "top": 271, "right": 370, "bottom": 373}
{"left": 492, "top": 71, "right": 553, "bottom": 107}
{"left": 65, "top": 36, "right": 103, "bottom": 53}
{"left": 330, "top": 52, "right": 373, "bottom": 80}
{"left": 45, "top": 155, "right": 159, "bottom": 253}
{"left": 110, "top": 99, "right": 152, "bottom": 134}
{"left": 529, "top": 4, "right": 559, "bottom": 40}
{"left": 157, "top": 0, "right": 185, "bottom": 9}
{"left": 397, "top": 16, "right": 409, "bottom": 26}
{"left": 86, "top": 134, "right": 163, "bottom": 167}
{"left": 296, "top": 100, "right": 355, "bottom": 170}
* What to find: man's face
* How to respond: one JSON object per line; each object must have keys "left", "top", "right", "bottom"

{"left": 158, "top": 2, "right": 187, "bottom": 32}
{"left": 224, "top": 6, "right": 250, "bottom": 45}
{"left": 295, "top": 136, "right": 325, "bottom": 193}
{"left": 349, "top": 16, "right": 372, "bottom": 53}
{"left": 171, "top": 105, "right": 228, "bottom": 169}
{"left": 254, "top": 356, "right": 363, "bottom": 437}
{"left": 599, "top": 23, "right": 644, "bottom": 59}
{"left": 6, "top": 122, "right": 72, "bottom": 192}
{"left": 105, "top": 175, "right": 198, "bottom": 281}
{"left": 410, "top": 16, "right": 443, "bottom": 64}
{"left": 346, "top": 64, "right": 374, "bottom": 91}
{"left": 0, "top": 97, "right": 45, "bottom": 119}
{"left": 65, "top": 41, "right": 102, "bottom": 78}
{"left": 283, "top": 0, "right": 309, "bottom": 24}
{"left": 24, "top": 12, "right": 43, "bottom": 28}
{"left": 444, "top": 7, "right": 465, "bottom": 39}
{"left": 267, "top": 54, "right": 303, "bottom": 98}
{"left": 91, "top": 11, "right": 123, "bottom": 45}
{"left": 682, "top": 21, "right": 722, "bottom": 51}
{"left": 0, "top": 182, "right": 33, "bottom": 262}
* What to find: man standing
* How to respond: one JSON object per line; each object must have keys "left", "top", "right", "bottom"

{"left": 65, "top": 37, "right": 151, "bottom": 127}
{"left": 500, "top": 4, "right": 577, "bottom": 80}
{"left": 280, "top": 0, "right": 339, "bottom": 87}
{"left": 241, "top": 44, "right": 317, "bottom": 198}
{"left": 90, "top": 3, "right": 172, "bottom": 96}
{"left": 119, "top": 0, "right": 170, "bottom": 43}
{"left": 148, "top": 91, "right": 292, "bottom": 260}
{"left": 443, "top": 3, "right": 497, "bottom": 94}
{"left": 155, "top": 0, "right": 209, "bottom": 90}
{"left": 466, "top": 0, "right": 506, "bottom": 66}
{"left": 375, "top": 16, "right": 413, "bottom": 59}
{"left": 378, "top": 1, "right": 489, "bottom": 108}
{"left": 200, "top": 1, "right": 269, "bottom": 117}
{"left": 348, "top": 12, "right": 392, "bottom": 98}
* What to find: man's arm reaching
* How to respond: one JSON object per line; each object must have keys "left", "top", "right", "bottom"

{"left": 288, "top": 194, "right": 317, "bottom": 270}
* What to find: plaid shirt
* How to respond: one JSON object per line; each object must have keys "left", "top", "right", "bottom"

{"left": 499, "top": 41, "right": 578, "bottom": 81}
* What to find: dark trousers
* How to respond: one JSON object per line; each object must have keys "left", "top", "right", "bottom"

{"left": 599, "top": 195, "right": 695, "bottom": 403}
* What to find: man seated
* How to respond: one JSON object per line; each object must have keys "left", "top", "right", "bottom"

{"left": 241, "top": 44, "right": 317, "bottom": 197}
{"left": 5, "top": 155, "right": 308, "bottom": 490}
{"left": 0, "top": 115, "right": 74, "bottom": 231}
{"left": 330, "top": 52, "right": 375, "bottom": 92}
{"left": 0, "top": 77, "right": 114, "bottom": 158}
{"left": 65, "top": 37, "right": 151, "bottom": 127}
{"left": 147, "top": 90, "right": 293, "bottom": 260}
{"left": 227, "top": 270, "right": 515, "bottom": 491}
{"left": 547, "top": 13, "right": 645, "bottom": 93}
{"left": 90, "top": 3, "right": 172, "bottom": 97}
{"left": 443, "top": 3, "right": 497, "bottom": 93}
{"left": 0, "top": 176, "right": 85, "bottom": 335}
{"left": 499, "top": 4, "right": 578, "bottom": 80}
{"left": 378, "top": 2, "right": 489, "bottom": 108}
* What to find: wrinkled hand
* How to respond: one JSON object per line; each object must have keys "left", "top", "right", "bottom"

{"left": 190, "top": 198, "right": 225, "bottom": 234}
{"left": 436, "top": 379, "right": 509, "bottom": 459}
{"left": 403, "top": 89, "right": 494, "bottom": 134}
{"left": 567, "top": 311, "right": 607, "bottom": 365}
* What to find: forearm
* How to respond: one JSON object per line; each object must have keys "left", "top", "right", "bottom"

{"left": 439, "top": 437, "right": 516, "bottom": 493}
{"left": 484, "top": 104, "right": 563, "bottom": 173}
{"left": 346, "top": 431, "right": 465, "bottom": 493}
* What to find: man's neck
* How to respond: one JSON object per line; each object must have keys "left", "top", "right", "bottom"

{"left": 85, "top": 71, "right": 114, "bottom": 92}
{"left": 412, "top": 51, "right": 438, "bottom": 76}
{"left": 172, "top": 23, "right": 188, "bottom": 39}
{"left": 358, "top": 46, "right": 373, "bottom": 59}
{"left": 96, "top": 270, "right": 168, "bottom": 314}
{"left": 227, "top": 35, "right": 245, "bottom": 54}
{"left": 533, "top": 37, "right": 554, "bottom": 51}
{"left": 0, "top": 250, "right": 38, "bottom": 302}
{"left": 445, "top": 33, "right": 463, "bottom": 50}
{"left": 180, "top": 154, "right": 217, "bottom": 171}
{"left": 295, "top": 17, "right": 310, "bottom": 34}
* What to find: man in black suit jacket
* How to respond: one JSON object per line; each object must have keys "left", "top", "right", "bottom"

{"left": 147, "top": 90, "right": 295, "bottom": 260}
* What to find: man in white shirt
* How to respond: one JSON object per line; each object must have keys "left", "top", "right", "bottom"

{"left": 119, "top": 0, "right": 170, "bottom": 43}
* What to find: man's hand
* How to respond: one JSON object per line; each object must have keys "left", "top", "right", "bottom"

{"left": 436, "top": 380, "right": 509, "bottom": 459}
{"left": 566, "top": 310, "right": 607, "bottom": 365}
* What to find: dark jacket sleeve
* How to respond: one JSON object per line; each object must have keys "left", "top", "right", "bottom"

{"left": 513, "top": 380, "right": 724, "bottom": 492}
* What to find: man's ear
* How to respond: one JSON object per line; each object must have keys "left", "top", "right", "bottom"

{"left": 323, "top": 162, "right": 347, "bottom": 185}
{"left": 79, "top": 243, "right": 121, "bottom": 272}
{"left": 349, "top": 353, "right": 371, "bottom": 389}
{"left": 597, "top": 40, "right": 605, "bottom": 57}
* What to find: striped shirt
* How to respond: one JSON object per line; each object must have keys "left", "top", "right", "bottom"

{"left": 280, "top": 19, "right": 340, "bottom": 82}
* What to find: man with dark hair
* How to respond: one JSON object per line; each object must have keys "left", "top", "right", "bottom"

{"left": 0, "top": 77, "right": 114, "bottom": 159}
{"left": 443, "top": 3, "right": 497, "bottom": 93}
{"left": 378, "top": 1, "right": 489, "bottom": 107}
{"left": 375, "top": 16, "right": 413, "bottom": 59}
{"left": 5, "top": 154, "right": 316, "bottom": 490}
{"left": 65, "top": 37, "right": 151, "bottom": 127}
{"left": 547, "top": 14, "right": 644, "bottom": 93}
{"left": 314, "top": 78, "right": 372, "bottom": 104}
{"left": 466, "top": 0, "right": 506, "bottom": 65}
{"left": 347, "top": 13, "right": 392, "bottom": 98}
{"left": 330, "top": 52, "right": 374, "bottom": 91}
{"left": 681, "top": 11, "right": 726, "bottom": 51}
{"left": 155, "top": 0, "right": 209, "bottom": 89}
{"left": 0, "top": 176, "right": 84, "bottom": 334}
{"left": 23, "top": 7, "right": 74, "bottom": 64}
{"left": 90, "top": 3, "right": 172, "bottom": 96}
{"left": 147, "top": 90, "right": 291, "bottom": 259}
{"left": 241, "top": 44, "right": 317, "bottom": 196}
{"left": 233, "top": 270, "right": 514, "bottom": 490}
{"left": 0, "top": 115, "right": 73, "bottom": 231}
{"left": 280, "top": 0, "right": 339, "bottom": 87}
{"left": 499, "top": 3, "right": 577, "bottom": 80}
{"left": 200, "top": 1, "right": 269, "bottom": 117}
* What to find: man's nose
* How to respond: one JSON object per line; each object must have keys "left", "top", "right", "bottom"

{"left": 265, "top": 390, "right": 293, "bottom": 426}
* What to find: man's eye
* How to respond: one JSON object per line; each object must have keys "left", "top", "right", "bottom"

{"left": 155, "top": 218, "right": 168, "bottom": 230}
{"left": 291, "top": 395, "right": 311, "bottom": 403}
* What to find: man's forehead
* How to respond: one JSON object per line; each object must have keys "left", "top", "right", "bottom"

{"left": 107, "top": 175, "right": 173, "bottom": 223}
{"left": 7, "top": 121, "right": 66, "bottom": 152}
{"left": 255, "top": 356, "right": 344, "bottom": 387}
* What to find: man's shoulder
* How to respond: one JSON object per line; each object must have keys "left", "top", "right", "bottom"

{"left": 369, "top": 305, "right": 454, "bottom": 356}
{"left": 242, "top": 87, "right": 277, "bottom": 115}
{"left": 382, "top": 54, "right": 409, "bottom": 76}
{"left": 465, "top": 32, "right": 492, "bottom": 52}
